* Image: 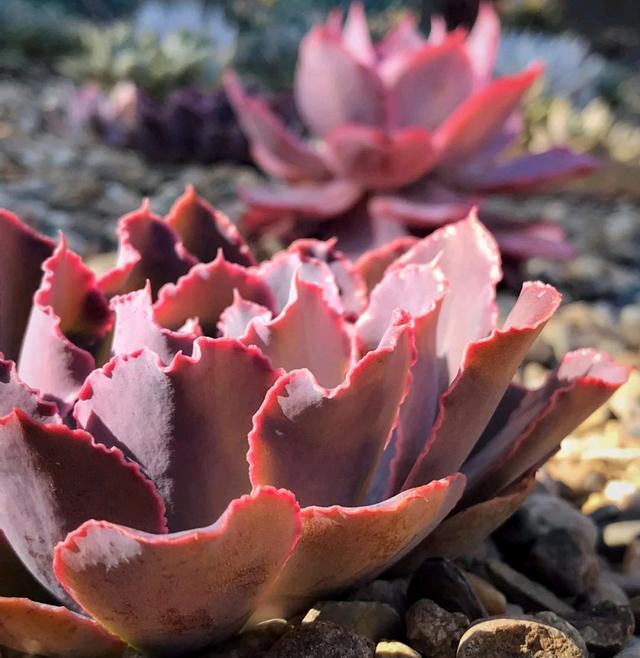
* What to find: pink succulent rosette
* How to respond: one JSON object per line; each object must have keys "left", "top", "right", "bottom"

{"left": 225, "top": 2, "right": 596, "bottom": 261}
{"left": 0, "top": 188, "right": 626, "bottom": 656}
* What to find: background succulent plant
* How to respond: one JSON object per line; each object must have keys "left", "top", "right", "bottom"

{"left": 58, "top": 1, "right": 255, "bottom": 164}
{"left": 0, "top": 189, "right": 627, "bottom": 655}
{"left": 226, "top": 2, "right": 597, "bottom": 264}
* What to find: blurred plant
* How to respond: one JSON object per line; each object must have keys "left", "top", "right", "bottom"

{"left": 0, "top": 192, "right": 627, "bottom": 655}
{"left": 0, "top": 0, "right": 81, "bottom": 73}
{"left": 59, "top": 10, "right": 235, "bottom": 98}
{"left": 226, "top": 2, "right": 596, "bottom": 264}
{"left": 58, "top": 0, "right": 265, "bottom": 164}
{"left": 495, "top": 30, "right": 609, "bottom": 106}
{"left": 524, "top": 96, "right": 640, "bottom": 166}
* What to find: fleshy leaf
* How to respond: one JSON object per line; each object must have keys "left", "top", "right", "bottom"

{"left": 0, "top": 410, "right": 166, "bottom": 604}
{"left": 99, "top": 201, "right": 196, "bottom": 297}
{"left": 258, "top": 249, "right": 342, "bottom": 314}
{"left": 460, "top": 147, "right": 598, "bottom": 192}
{"left": 376, "top": 14, "right": 425, "bottom": 61}
{"left": 111, "top": 283, "right": 197, "bottom": 363}
{"left": 436, "top": 65, "right": 542, "bottom": 166}
{"left": 165, "top": 185, "right": 255, "bottom": 266}
{"left": 0, "top": 532, "right": 53, "bottom": 601}
{"left": 342, "top": 2, "right": 375, "bottom": 65}
{"left": 404, "top": 281, "right": 561, "bottom": 489}
{"left": 466, "top": 2, "right": 500, "bottom": 84}
{"left": 0, "top": 210, "right": 54, "bottom": 361}
{"left": 242, "top": 179, "right": 362, "bottom": 220}
{"left": 287, "top": 238, "right": 367, "bottom": 318}
{"left": 295, "top": 24, "right": 386, "bottom": 136}
{"left": 0, "top": 599, "right": 125, "bottom": 658}
{"left": 218, "top": 293, "right": 273, "bottom": 339}
{"left": 249, "top": 314, "right": 414, "bottom": 507}
{"left": 255, "top": 474, "right": 465, "bottom": 620}
{"left": 17, "top": 237, "right": 111, "bottom": 411}
{"left": 354, "top": 236, "right": 418, "bottom": 293}
{"left": 355, "top": 264, "right": 447, "bottom": 493}
{"left": 224, "top": 72, "right": 329, "bottom": 182}
{"left": 387, "top": 33, "right": 474, "bottom": 131}
{"left": 75, "top": 338, "right": 280, "bottom": 530}
{"left": 464, "top": 349, "right": 629, "bottom": 504}
{"left": 241, "top": 275, "right": 352, "bottom": 389}
{"left": 369, "top": 183, "right": 477, "bottom": 229}
{"left": 54, "top": 488, "right": 301, "bottom": 655}
{"left": 0, "top": 357, "right": 58, "bottom": 421}
{"left": 395, "top": 476, "right": 535, "bottom": 571}
{"left": 154, "top": 251, "right": 275, "bottom": 335}
{"left": 490, "top": 221, "right": 576, "bottom": 262}
{"left": 325, "top": 125, "right": 437, "bottom": 189}
{"left": 392, "top": 213, "right": 501, "bottom": 378}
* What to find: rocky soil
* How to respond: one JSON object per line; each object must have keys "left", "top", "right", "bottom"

{"left": 0, "top": 72, "right": 639, "bottom": 657}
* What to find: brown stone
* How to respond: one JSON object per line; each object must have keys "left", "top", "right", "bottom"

{"left": 456, "top": 618, "right": 586, "bottom": 657}
{"left": 406, "top": 599, "right": 469, "bottom": 658}
{"left": 266, "top": 621, "right": 375, "bottom": 657}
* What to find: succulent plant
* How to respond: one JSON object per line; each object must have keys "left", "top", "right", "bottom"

{"left": 60, "top": 17, "right": 234, "bottom": 99}
{"left": 225, "top": 2, "right": 597, "bottom": 262}
{"left": 495, "top": 30, "right": 608, "bottom": 106}
{"left": 0, "top": 189, "right": 627, "bottom": 656}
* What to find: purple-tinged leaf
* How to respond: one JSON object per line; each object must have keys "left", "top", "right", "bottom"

{"left": 258, "top": 249, "right": 342, "bottom": 314}
{"left": 435, "top": 65, "right": 542, "bottom": 166}
{"left": 153, "top": 251, "right": 275, "bottom": 336}
{"left": 242, "top": 179, "right": 362, "bottom": 220}
{"left": 0, "top": 599, "right": 125, "bottom": 658}
{"left": 354, "top": 236, "right": 418, "bottom": 292}
{"left": 294, "top": 24, "right": 387, "bottom": 136}
{"left": 75, "top": 338, "right": 280, "bottom": 530}
{"left": 288, "top": 238, "right": 367, "bottom": 318}
{"left": 54, "top": 488, "right": 301, "bottom": 655}
{"left": 325, "top": 125, "right": 437, "bottom": 189}
{"left": 356, "top": 263, "right": 445, "bottom": 353}
{"left": 0, "top": 410, "right": 166, "bottom": 604}
{"left": 17, "top": 237, "right": 111, "bottom": 411}
{"left": 392, "top": 213, "right": 501, "bottom": 378}
{"left": 387, "top": 33, "right": 474, "bottom": 131}
{"left": 403, "top": 281, "right": 561, "bottom": 489}
{"left": 396, "top": 476, "right": 535, "bottom": 572}
{"left": 355, "top": 264, "right": 447, "bottom": 493}
{"left": 376, "top": 14, "right": 425, "bottom": 61}
{"left": 342, "top": 2, "right": 375, "bottom": 66}
{"left": 466, "top": 2, "right": 500, "bottom": 84}
{"left": 462, "top": 147, "right": 598, "bottom": 192}
{"left": 0, "top": 532, "right": 52, "bottom": 601}
{"left": 490, "top": 221, "right": 577, "bottom": 261}
{"left": 0, "top": 210, "right": 54, "bottom": 361}
{"left": 218, "top": 293, "right": 273, "bottom": 339}
{"left": 241, "top": 276, "right": 352, "bottom": 388}
{"left": 165, "top": 185, "right": 255, "bottom": 266}
{"left": 255, "top": 474, "right": 465, "bottom": 620}
{"left": 249, "top": 314, "right": 414, "bottom": 507}
{"left": 0, "top": 357, "right": 58, "bottom": 421}
{"left": 369, "top": 183, "right": 477, "bottom": 228}
{"left": 98, "top": 201, "right": 196, "bottom": 297}
{"left": 464, "top": 349, "right": 629, "bottom": 504}
{"left": 224, "top": 72, "right": 329, "bottom": 182}
{"left": 111, "top": 283, "right": 197, "bottom": 362}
